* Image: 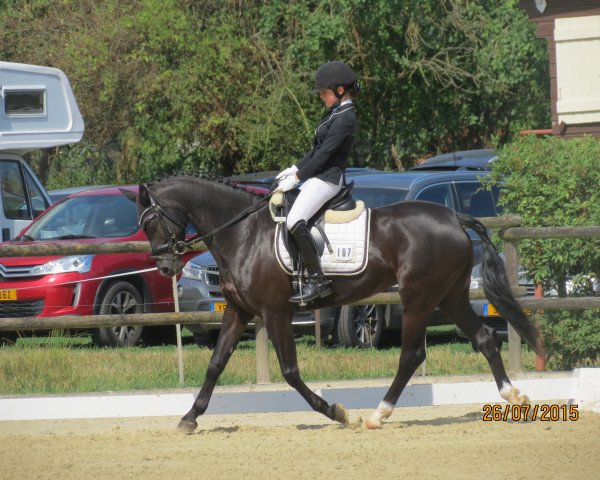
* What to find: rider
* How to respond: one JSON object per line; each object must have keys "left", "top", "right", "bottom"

{"left": 277, "top": 60, "right": 359, "bottom": 303}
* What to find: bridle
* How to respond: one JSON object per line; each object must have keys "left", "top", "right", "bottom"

{"left": 138, "top": 189, "right": 193, "bottom": 258}
{"left": 138, "top": 184, "right": 274, "bottom": 259}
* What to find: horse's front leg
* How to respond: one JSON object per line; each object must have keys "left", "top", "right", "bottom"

{"left": 178, "top": 306, "right": 251, "bottom": 434}
{"left": 264, "top": 312, "right": 349, "bottom": 426}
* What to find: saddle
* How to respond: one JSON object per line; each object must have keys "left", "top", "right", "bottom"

{"left": 270, "top": 181, "right": 371, "bottom": 276}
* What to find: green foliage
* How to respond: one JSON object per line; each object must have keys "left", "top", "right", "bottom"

{"left": 252, "top": 0, "right": 550, "bottom": 169}
{"left": 359, "top": 0, "right": 548, "bottom": 166}
{"left": 535, "top": 310, "right": 600, "bottom": 370}
{"left": 26, "top": 141, "right": 122, "bottom": 190}
{"left": 0, "top": 0, "right": 550, "bottom": 182}
{"left": 492, "top": 135, "right": 600, "bottom": 369}
{"left": 493, "top": 136, "right": 600, "bottom": 285}
{"left": 125, "top": 4, "right": 264, "bottom": 178}
{"left": 44, "top": 143, "right": 119, "bottom": 190}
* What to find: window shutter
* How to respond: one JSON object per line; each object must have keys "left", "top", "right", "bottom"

{"left": 555, "top": 15, "right": 600, "bottom": 125}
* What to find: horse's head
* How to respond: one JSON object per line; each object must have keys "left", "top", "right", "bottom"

{"left": 135, "top": 183, "right": 188, "bottom": 277}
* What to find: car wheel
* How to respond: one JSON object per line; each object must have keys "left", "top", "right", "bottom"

{"left": 91, "top": 281, "right": 144, "bottom": 347}
{"left": 192, "top": 331, "right": 219, "bottom": 348}
{"left": 336, "top": 304, "right": 383, "bottom": 348}
{"left": 142, "top": 325, "right": 178, "bottom": 346}
{"left": 0, "top": 331, "right": 18, "bottom": 346}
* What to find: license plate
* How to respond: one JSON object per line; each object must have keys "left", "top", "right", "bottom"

{"left": 483, "top": 303, "right": 500, "bottom": 316}
{"left": 0, "top": 289, "right": 17, "bottom": 301}
{"left": 210, "top": 302, "right": 227, "bottom": 312}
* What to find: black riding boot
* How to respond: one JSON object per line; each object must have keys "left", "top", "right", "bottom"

{"left": 289, "top": 220, "right": 332, "bottom": 303}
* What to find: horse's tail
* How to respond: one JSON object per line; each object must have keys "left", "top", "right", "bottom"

{"left": 456, "top": 213, "right": 544, "bottom": 356}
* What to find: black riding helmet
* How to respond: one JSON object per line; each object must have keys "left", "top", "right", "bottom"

{"left": 312, "top": 61, "right": 360, "bottom": 98}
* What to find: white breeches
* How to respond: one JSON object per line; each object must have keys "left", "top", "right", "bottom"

{"left": 286, "top": 177, "right": 342, "bottom": 230}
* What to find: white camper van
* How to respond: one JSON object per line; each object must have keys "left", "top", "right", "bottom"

{"left": 0, "top": 61, "right": 84, "bottom": 241}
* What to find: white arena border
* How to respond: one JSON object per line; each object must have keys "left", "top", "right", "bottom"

{"left": 1, "top": 368, "right": 598, "bottom": 421}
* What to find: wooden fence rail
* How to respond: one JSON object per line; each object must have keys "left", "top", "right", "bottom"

{"left": 0, "top": 286, "right": 530, "bottom": 332}
{"left": 502, "top": 226, "right": 600, "bottom": 240}
{"left": 0, "top": 311, "right": 223, "bottom": 331}
{"left": 0, "top": 241, "right": 206, "bottom": 257}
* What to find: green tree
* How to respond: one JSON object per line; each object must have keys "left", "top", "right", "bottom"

{"left": 493, "top": 135, "right": 600, "bottom": 287}
{"left": 249, "top": 0, "right": 549, "bottom": 169}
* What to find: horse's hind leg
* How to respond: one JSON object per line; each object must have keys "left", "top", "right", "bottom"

{"left": 366, "top": 305, "right": 431, "bottom": 429}
{"left": 177, "top": 306, "right": 251, "bottom": 434}
{"left": 264, "top": 312, "right": 349, "bottom": 425}
{"left": 439, "top": 288, "right": 530, "bottom": 407}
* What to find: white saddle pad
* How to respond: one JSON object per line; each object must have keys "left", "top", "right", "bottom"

{"left": 274, "top": 208, "right": 371, "bottom": 276}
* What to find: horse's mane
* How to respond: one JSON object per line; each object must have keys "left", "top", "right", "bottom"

{"left": 148, "top": 171, "right": 267, "bottom": 200}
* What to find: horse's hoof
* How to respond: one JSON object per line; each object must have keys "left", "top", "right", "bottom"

{"left": 365, "top": 401, "right": 393, "bottom": 429}
{"left": 177, "top": 418, "right": 198, "bottom": 435}
{"left": 365, "top": 417, "right": 383, "bottom": 430}
{"left": 517, "top": 394, "right": 531, "bottom": 406}
{"left": 501, "top": 386, "right": 530, "bottom": 406}
{"left": 332, "top": 403, "right": 349, "bottom": 426}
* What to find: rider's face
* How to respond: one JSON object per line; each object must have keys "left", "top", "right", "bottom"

{"left": 319, "top": 87, "right": 341, "bottom": 109}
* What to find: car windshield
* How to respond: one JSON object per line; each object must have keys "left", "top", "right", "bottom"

{"left": 25, "top": 193, "right": 139, "bottom": 240}
{"left": 353, "top": 187, "right": 408, "bottom": 208}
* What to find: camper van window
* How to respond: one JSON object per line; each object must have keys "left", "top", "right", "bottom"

{"left": 4, "top": 90, "right": 45, "bottom": 115}
{"left": 1, "top": 160, "right": 31, "bottom": 220}
{"left": 24, "top": 169, "right": 50, "bottom": 216}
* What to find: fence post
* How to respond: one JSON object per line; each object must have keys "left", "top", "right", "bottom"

{"left": 534, "top": 284, "right": 547, "bottom": 371}
{"left": 255, "top": 318, "right": 271, "bottom": 383}
{"left": 314, "top": 309, "right": 322, "bottom": 349}
{"left": 504, "top": 239, "right": 522, "bottom": 372}
{"left": 171, "top": 277, "right": 185, "bottom": 387}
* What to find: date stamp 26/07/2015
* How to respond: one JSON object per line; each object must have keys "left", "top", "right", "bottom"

{"left": 482, "top": 404, "right": 579, "bottom": 422}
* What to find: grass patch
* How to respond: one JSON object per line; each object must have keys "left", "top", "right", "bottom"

{"left": 0, "top": 331, "right": 539, "bottom": 395}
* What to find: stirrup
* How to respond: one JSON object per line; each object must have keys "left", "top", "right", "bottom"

{"left": 289, "top": 276, "right": 332, "bottom": 304}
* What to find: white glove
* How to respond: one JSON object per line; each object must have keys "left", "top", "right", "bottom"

{"left": 276, "top": 165, "right": 298, "bottom": 180}
{"left": 278, "top": 175, "right": 300, "bottom": 192}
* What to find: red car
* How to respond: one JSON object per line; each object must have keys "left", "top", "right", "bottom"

{"left": 0, "top": 185, "right": 196, "bottom": 347}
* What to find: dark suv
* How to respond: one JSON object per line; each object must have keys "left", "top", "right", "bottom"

{"left": 181, "top": 169, "right": 517, "bottom": 348}
{"left": 328, "top": 170, "right": 503, "bottom": 347}
{"left": 410, "top": 149, "right": 497, "bottom": 172}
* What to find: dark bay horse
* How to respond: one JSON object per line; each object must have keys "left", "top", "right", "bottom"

{"left": 135, "top": 174, "right": 544, "bottom": 432}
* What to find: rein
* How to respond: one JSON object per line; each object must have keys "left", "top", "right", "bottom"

{"left": 139, "top": 184, "right": 274, "bottom": 258}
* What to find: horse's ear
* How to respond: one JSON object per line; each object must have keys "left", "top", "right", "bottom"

{"left": 138, "top": 183, "right": 151, "bottom": 207}
{"left": 119, "top": 188, "right": 137, "bottom": 203}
